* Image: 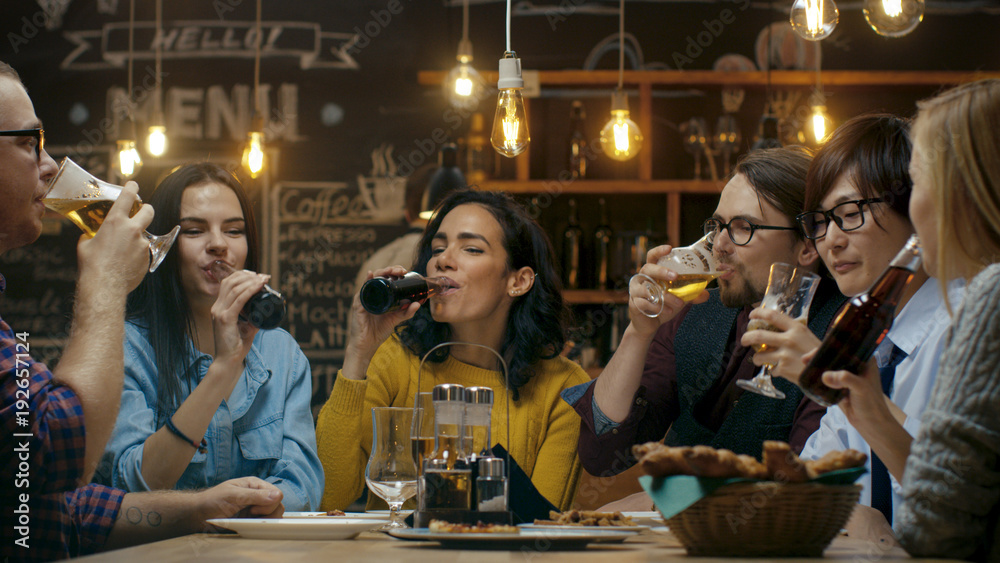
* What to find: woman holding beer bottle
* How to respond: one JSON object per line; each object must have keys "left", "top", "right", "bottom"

{"left": 891, "top": 79, "right": 1000, "bottom": 560}
{"left": 315, "top": 189, "right": 589, "bottom": 512}
{"left": 741, "top": 114, "right": 963, "bottom": 535}
{"left": 93, "top": 163, "right": 323, "bottom": 511}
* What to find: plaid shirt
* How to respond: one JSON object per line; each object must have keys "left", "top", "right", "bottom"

{"left": 2, "top": 274, "right": 124, "bottom": 560}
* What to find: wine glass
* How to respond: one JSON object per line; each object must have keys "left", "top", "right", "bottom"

{"left": 737, "top": 263, "right": 821, "bottom": 399}
{"left": 629, "top": 231, "right": 720, "bottom": 318}
{"left": 365, "top": 407, "right": 418, "bottom": 530}
{"left": 410, "top": 393, "right": 435, "bottom": 473}
{"left": 43, "top": 157, "right": 180, "bottom": 272}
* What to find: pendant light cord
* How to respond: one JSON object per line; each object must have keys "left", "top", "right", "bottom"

{"left": 462, "top": 0, "right": 469, "bottom": 43}
{"left": 154, "top": 0, "right": 162, "bottom": 114}
{"left": 618, "top": 0, "right": 624, "bottom": 91}
{"left": 254, "top": 0, "right": 262, "bottom": 115}
{"left": 765, "top": 1, "right": 773, "bottom": 113}
{"left": 505, "top": 0, "right": 512, "bottom": 53}
{"left": 127, "top": 0, "right": 135, "bottom": 106}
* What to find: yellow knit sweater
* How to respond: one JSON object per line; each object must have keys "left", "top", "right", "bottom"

{"left": 316, "top": 335, "right": 589, "bottom": 512}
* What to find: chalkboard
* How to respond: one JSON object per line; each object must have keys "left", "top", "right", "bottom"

{"left": 269, "top": 181, "right": 409, "bottom": 410}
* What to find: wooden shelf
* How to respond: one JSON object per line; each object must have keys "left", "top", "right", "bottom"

{"left": 563, "top": 289, "right": 628, "bottom": 305}
{"left": 418, "top": 69, "right": 1000, "bottom": 89}
{"left": 480, "top": 179, "right": 725, "bottom": 195}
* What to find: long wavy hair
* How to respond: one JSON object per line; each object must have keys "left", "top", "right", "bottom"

{"left": 126, "top": 163, "right": 259, "bottom": 419}
{"left": 397, "top": 189, "right": 568, "bottom": 400}
{"left": 913, "top": 79, "right": 1000, "bottom": 288}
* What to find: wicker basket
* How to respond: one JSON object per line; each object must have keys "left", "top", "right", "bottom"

{"left": 663, "top": 481, "right": 861, "bottom": 557}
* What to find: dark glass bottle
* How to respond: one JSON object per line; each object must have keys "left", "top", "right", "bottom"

{"left": 569, "top": 100, "right": 588, "bottom": 179}
{"left": 562, "top": 198, "right": 583, "bottom": 289}
{"left": 209, "top": 261, "right": 285, "bottom": 329}
{"left": 359, "top": 272, "right": 449, "bottom": 315}
{"left": 594, "top": 198, "right": 613, "bottom": 289}
{"left": 798, "top": 235, "right": 922, "bottom": 407}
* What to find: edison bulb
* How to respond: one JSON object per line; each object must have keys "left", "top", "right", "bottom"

{"left": 146, "top": 125, "right": 167, "bottom": 157}
{"left": 116, "top": 139, "right": 142, "bottom": 178}
{"left": 599, "top": 90, "right": 643, "bottom": 161}
{"left": 799, "top": 105, "right": 833, "bottom": 145}
{"left": 490, "top": 89, "right": 529, "bottom": 157}
{"left": 863, "top": 0, "right": 923, "bottom": 37}
{"left": 242, "top": 131, "right": 265, "bottom": 179}
{"left": 790, "top": 0, "right": 839, "bottom": 41}
{"left": 444, "top": 62, "right": 484, "bottom": 110}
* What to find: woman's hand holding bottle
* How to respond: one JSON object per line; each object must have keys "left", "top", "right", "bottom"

{"left": 210, "top": 267, "right": 269, "bottom": 368}
{"left": 343, "top": 266, "right": 422, "bottom": 381}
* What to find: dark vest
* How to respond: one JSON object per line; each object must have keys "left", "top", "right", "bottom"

{"left": 664, "top": 279, "right": 845, "bottom": 458}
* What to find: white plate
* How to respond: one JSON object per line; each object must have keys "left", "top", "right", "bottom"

{"left": 388, "top": 527, "right": 635, "bottom": 549}
{"left": 519, "top": 523, "right": 648, "bottom": 534}
{"left": 207, "top": 517, "right": 389, "bottom": 540}
{"left": 621, "top": 511, "right": 665, "bottom": 527}
{"left": 282, "top": 512, "right": 395, "bottom": 519}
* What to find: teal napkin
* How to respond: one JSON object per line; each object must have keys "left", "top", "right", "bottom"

{"left": 639, "top": 467, "right": 866, "bottom": 521}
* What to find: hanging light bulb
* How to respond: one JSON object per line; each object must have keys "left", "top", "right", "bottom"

{"left": 146, "top": 122, "right": 167, "bottom": 157}
{"left": 242, "top": 114, "right": 266, "bottom": 179}
{"left": 600, "top": 89, "right": 643, "bottom": 161}
{"left": 799, "top": 103, "right": 833, "bottom": 145}
{"left": 243, "top": 0, "right": 266, "bottom": 178}
{"left": 444, "top": 0, "right": 484, "bottom": 109}
{"left": 146, "top": 0, "right": 168, "bottom": 157}
{"left": 790, "top": 0, "right": 839, "bottom": 41}
{"left": 863, "top": 0, "right": 924, "bottom": 37}
{"left": 490, "top": 53, "right": 529, "bottom": 158}
{"left": 116, "top": 117, "right": 143, "bottom": 179}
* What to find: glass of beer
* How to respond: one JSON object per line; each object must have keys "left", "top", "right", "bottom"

{"left": 43, "top": 157, "right": 180, "bottom": 273}
{"left": 737, "top": 262, "right": 821, "bottom": 399}
{"left": 629, "top": 231, "right": 720, "bottom": 318}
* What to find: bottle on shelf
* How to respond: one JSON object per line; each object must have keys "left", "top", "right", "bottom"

{"left": 465, "top": 113, "right": 489, "bottom": 186}
{"left": 568, "top": 100, "right": 588, "bottom": 179}
{"left": 593, "top": 198, "right": 613, "bottom": 290}
{"left": 798, "top": 235, "right": 923, "bottom": 406}
{"left": 359, "top": 272, "right": 451, "bottom": 315}
{"left": 562, "top": 198, "right": 583, "bottom": 289}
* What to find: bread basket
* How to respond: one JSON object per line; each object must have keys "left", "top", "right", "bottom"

{"left": 662, "top": 480, "right": 860, "bottom": 557}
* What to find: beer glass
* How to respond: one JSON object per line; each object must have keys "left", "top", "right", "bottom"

{"left": 43, "top": 158, "right": 180, "bottom": 272}
{"left": 737, "top": 262, "right": 821, "bottom": 399}
{"left": 629, "top": 231, "right": 720, "bottom": 318}
{"left": 365, "top": 407, "right": 418, "bottom": 530}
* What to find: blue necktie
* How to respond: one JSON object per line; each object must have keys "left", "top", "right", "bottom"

{"left": 870, "top": 344, "right": 906, "bottom": 526}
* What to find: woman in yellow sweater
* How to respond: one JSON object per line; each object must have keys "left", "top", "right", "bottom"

{"left": 316, "top": 189, "right": 589, "bottom": 512}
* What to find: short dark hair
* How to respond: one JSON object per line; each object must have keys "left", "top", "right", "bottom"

{"left": 398, "top": 189, "right": 568, "bottom": 400}
{"left": 734, "top": 147, "right": 813, "bottom": 239}
{"left": 126, "top": 163, "right": 259, "bottom": 418}
{"left": 0, "top": 61, "right": 22, "bottom": 84}
{"left": 804, "top": 113, "right": 913, "bottom": 223}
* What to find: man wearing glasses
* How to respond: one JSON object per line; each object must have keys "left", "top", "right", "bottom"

{"left": 0, "top": 61, "right": 285, "bottom": 561}
{"left": 566, "top": 147, "right": 847, "bottom": 507}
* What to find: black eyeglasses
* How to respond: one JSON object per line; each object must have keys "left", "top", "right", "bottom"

{"left": 703, "top": 217, "right": 797, "bottom": 246}
{"left": 795, "top": 198, "right": 884, "bottom": 240}
{"left": 0, "top": 128, "right": 44, "bottom": 161}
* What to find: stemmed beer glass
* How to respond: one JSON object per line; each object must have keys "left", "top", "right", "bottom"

{"left": 365, "top": 407, "right": 418, "bottom": 530}
{"left": 629, "top": 231, "right": 721, "bottom": 318}
{"left": 737, "top": 262, "right": 821, "bottom": 399}
{"left": 43, "top": 158, "right": 179, "bottom": 272}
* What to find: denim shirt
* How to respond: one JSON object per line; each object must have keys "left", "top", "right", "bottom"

{"left": 93, "top": 322, "right": 323, "bottom": 511}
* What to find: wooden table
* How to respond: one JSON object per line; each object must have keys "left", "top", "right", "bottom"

{"left": 73, "top": 529, "right": 956, "bottom": 562}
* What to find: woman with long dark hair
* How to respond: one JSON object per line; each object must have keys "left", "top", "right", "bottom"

{"left": 316, "top": 189, "right": 588, "bottom": 512}
{"left": 93, "top": 163, "right": 323, "bottom": 511}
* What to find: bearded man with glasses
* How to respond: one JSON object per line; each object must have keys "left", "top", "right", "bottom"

{"left": 565, "top": 148, "right": 847, "bottom": 511}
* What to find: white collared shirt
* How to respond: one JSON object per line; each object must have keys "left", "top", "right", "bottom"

{"left": 800, "top": 277, "right": 965, "bottom": 526}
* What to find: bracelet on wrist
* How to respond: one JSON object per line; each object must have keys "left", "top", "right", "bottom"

{"left": 165, "top": 416, "right": 207, "bottom": 454}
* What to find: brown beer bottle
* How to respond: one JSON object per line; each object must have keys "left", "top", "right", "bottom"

{"left": 799, "top": 235, "right": 922, "bottom": 407}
